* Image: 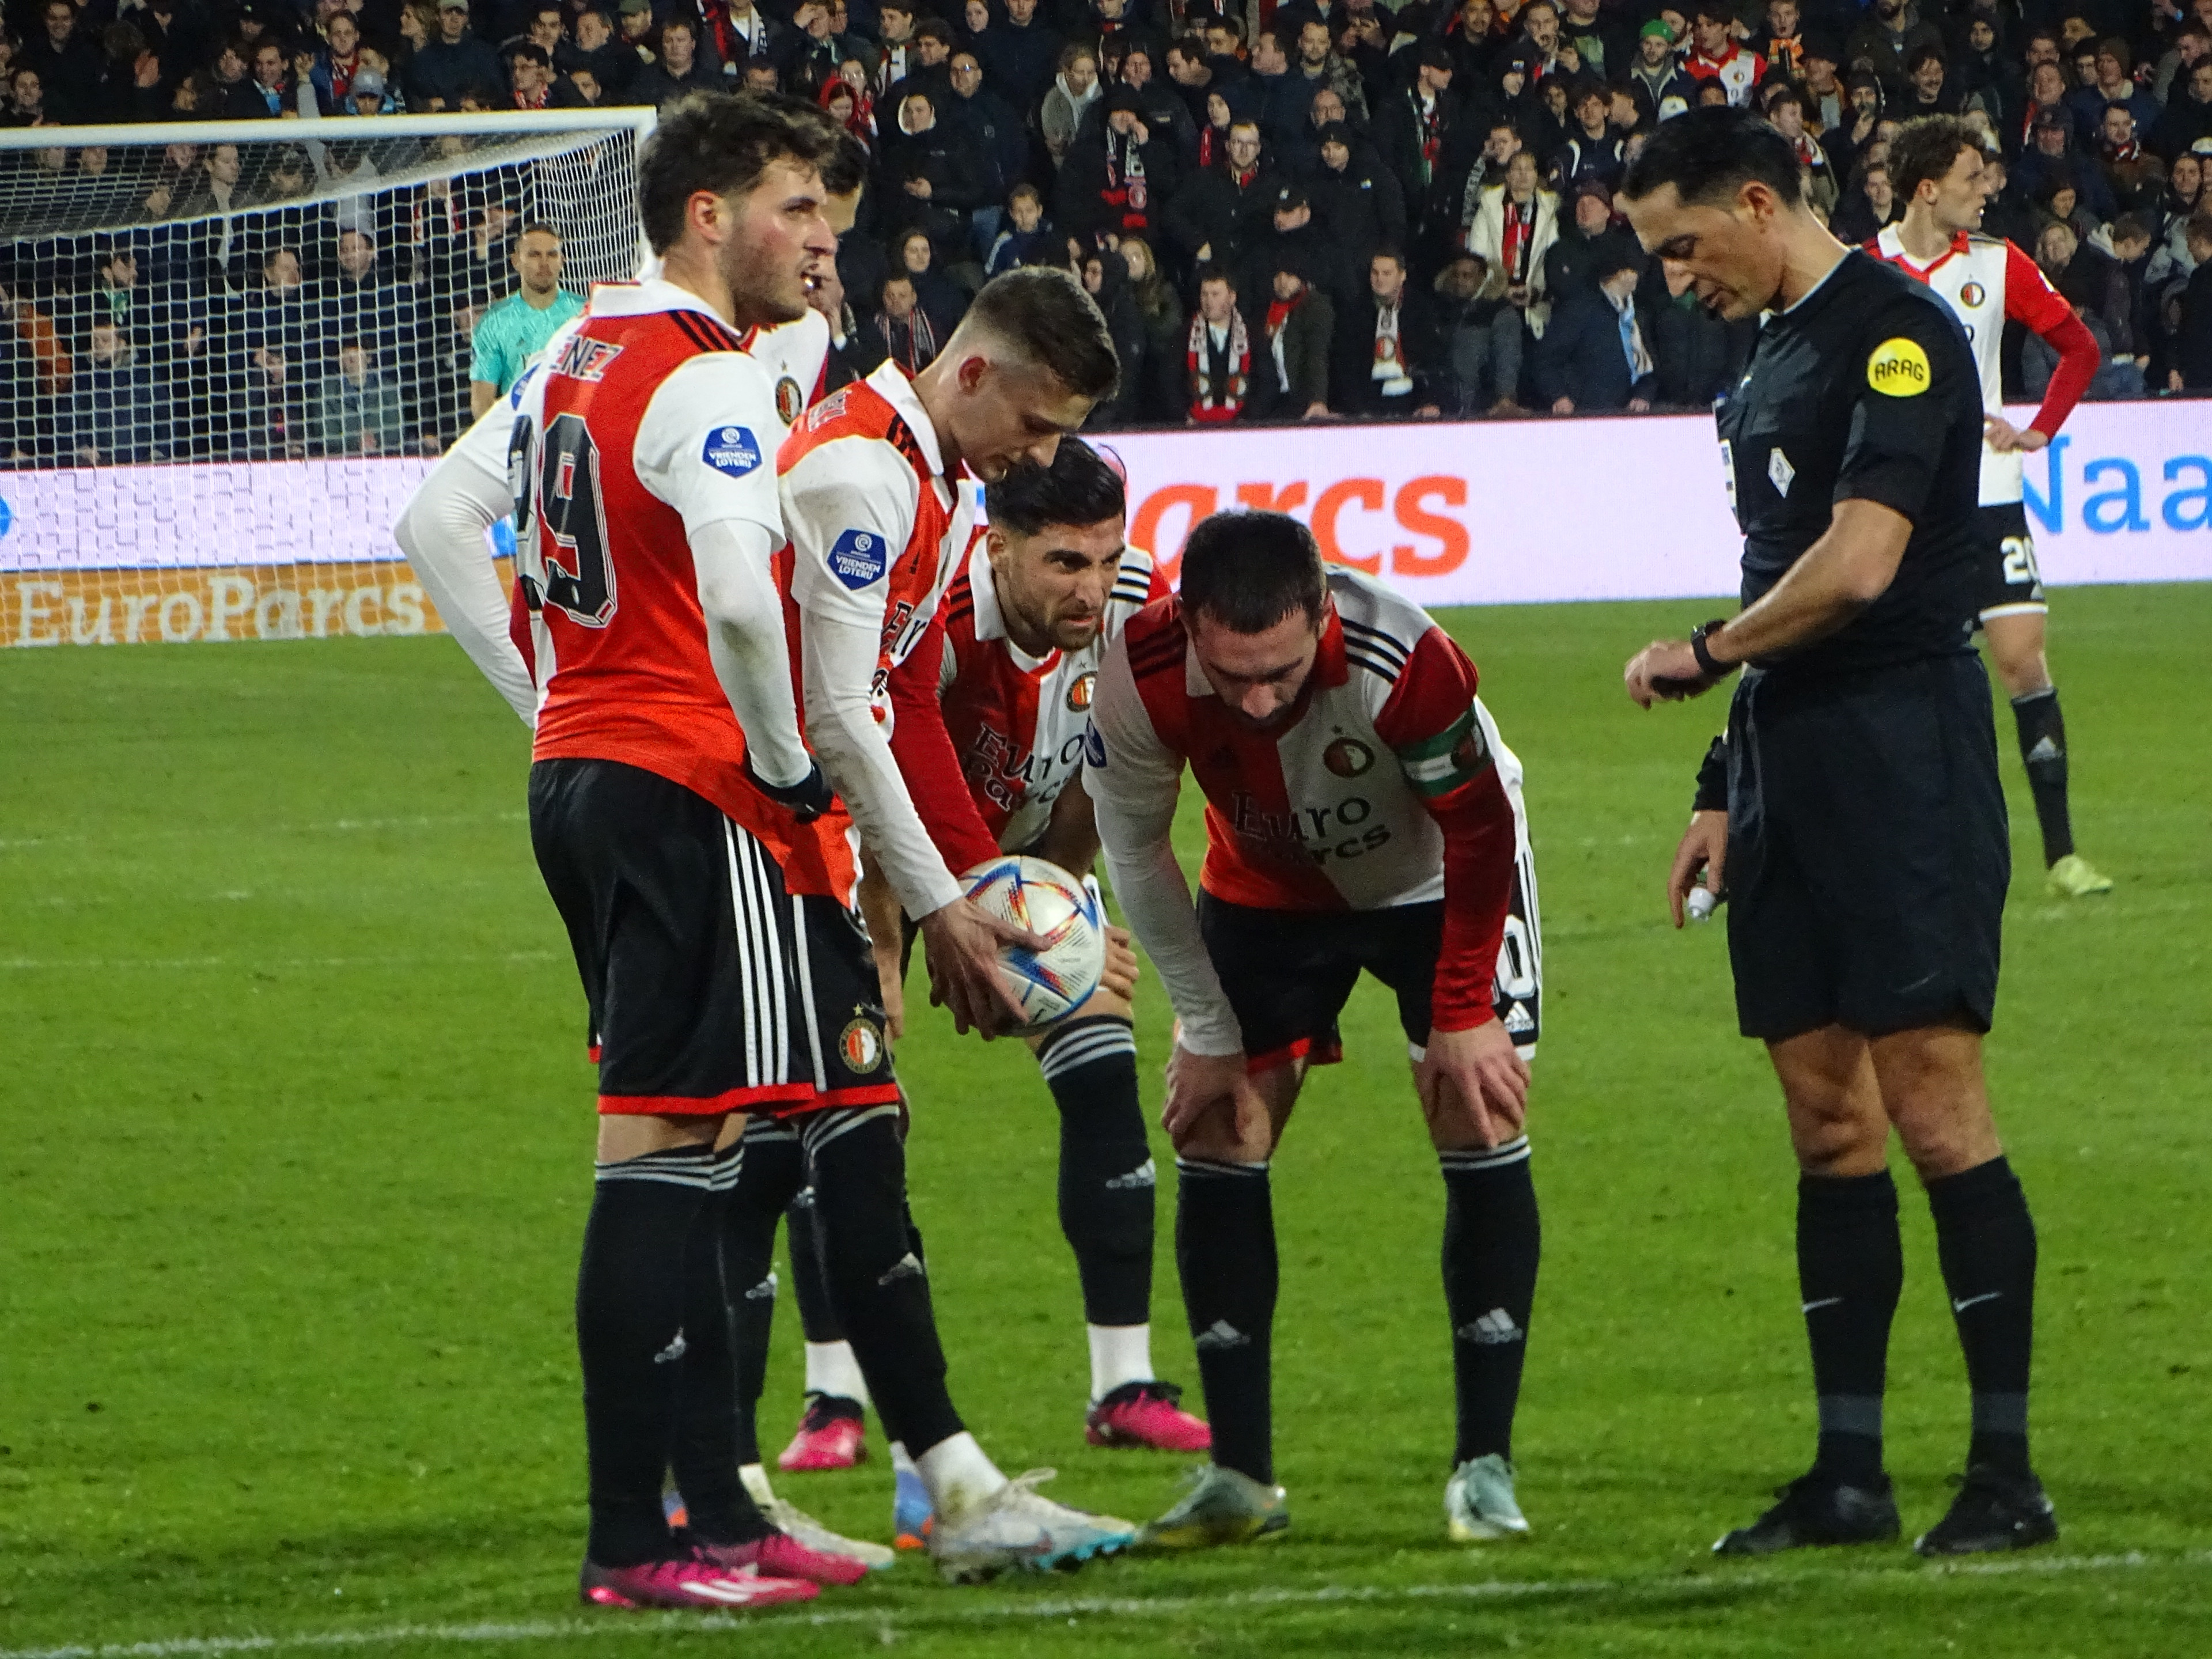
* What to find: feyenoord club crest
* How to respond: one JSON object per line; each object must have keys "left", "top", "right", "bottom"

{"left": 839, "top": 1016, "right": 885, "bottom": 1075}
{"left": 1959, "top": 282, "right": 1986, "bottom": 308}
{"left": 775, "top": 375, "right": 805, "bottom": 425}
{"left": 1323, "top": 736, "right": 1373, "bottom": 777}
{"left": 1066, "top": 672, "right": 1097, "bottom": 713}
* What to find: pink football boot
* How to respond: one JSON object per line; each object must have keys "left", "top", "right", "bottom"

{"left": 1085, "top": 1380, "right": 1214, "bottom": 1452}
{"left": 778, "top": 1393, "right": 868, "bottom": 1472}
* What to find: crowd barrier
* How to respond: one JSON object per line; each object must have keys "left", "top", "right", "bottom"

{"left": 2, "top": 404, "right": 2207, "bottom": 647}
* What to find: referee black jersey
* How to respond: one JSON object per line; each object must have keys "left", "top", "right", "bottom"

{"left": 1717, "top": 249, "right": 1986, "bottom": 681}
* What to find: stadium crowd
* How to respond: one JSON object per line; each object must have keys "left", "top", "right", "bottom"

{"left": 4, "top": 0, "right": 2212, "bottom": 461}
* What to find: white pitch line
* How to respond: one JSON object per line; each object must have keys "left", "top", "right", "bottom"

{"left": 0, "top": 952, "right": 559, "bottom": 972}
{"left": 5, "top": 1549, "right": 2206, "bottom": 1659}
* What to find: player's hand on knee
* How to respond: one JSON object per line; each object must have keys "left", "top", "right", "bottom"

{"left": 1416, "top": 1021, "right": 1530, "bottom": 1149}
{"left": 1100, "top": 924, "right": 1140, "bottom": 1002}
{"left": 921, "top": 896, "right": 1046, "bottom": 1039}
{"left": 1162, "top": 1042, "right": 1258, "bottom": 1143}
{"left": 1668, "top": 809, "right": 1729, "bottom": 928}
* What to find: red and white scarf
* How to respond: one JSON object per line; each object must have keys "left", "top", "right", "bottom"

{"left": 1187, "top": 308, "right": 1249, "bottom": 421}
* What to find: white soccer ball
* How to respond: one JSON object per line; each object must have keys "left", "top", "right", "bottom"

{"left": 958, "top": 855, "right": 1107, "bottom": 1030}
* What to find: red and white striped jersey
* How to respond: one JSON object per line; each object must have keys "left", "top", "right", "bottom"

{"left": 510, "top": 279, "right": 858, "bottom": 900}
{"left": 937, "top": 538, "right": 1168, "bottom": 852}
{"left": 1684, "top": 43, "right": 1767, "bottom": 106}
{"left": 1869, "top": 226, "right": 2076, "bottom": 505}
{"left": 781, "top": 359, "right": 976, "bottom": 729}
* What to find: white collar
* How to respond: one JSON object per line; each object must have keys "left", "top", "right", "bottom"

{"left": 866, "top": 357, "right": 950, "bottom": 477}
{"left": 583, "top": 275, "right": 730, "bottom": 323}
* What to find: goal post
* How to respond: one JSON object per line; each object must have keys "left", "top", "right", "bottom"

{"left": 0, "top": 108, "right": 654, "bottom": 648}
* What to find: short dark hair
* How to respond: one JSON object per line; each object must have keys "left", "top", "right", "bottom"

{"left": 1620, "top": 104, "right": 1802, "bottom": 208}
{"left": 1888, "top": 114, "right": 1982, "bottom": 203}
{"left": 636, "top": 92, "right": 842, "bottom": 255}
{"left": 508, "top": 39, "right": 551, "bottom": 64}
{"left": 1904, "top": 44, "right": 1944, "bottom": 73}
{"left": 1195, "top": 260, "right": 1236, "bottom": 291}
{"left": 517, "top": 218, "right": 563, "bottom": 241}
{"left": 914, "top": 16, "right": 955, "bottom": 44}
{"left": 1178, "top": 512, "right": 1326, "bottom": 634}
{"left": 963, "top": 266, "right": 1119, "bottom": 400}
{"left": 985, "top": 435, "right": 1126, "bottom": 536}
{"left": 821, "top": 127, "right": 869, "bottom": 196}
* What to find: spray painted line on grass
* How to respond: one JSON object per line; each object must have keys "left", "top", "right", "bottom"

{"left": 7, "top": 1548, "right": 2209, "bottom": 1659}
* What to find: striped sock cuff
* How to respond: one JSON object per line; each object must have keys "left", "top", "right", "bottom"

{"left": 798, "top": 1102, "right": 902, "bottom": 1158}
{"left": 593, "top": 1143, "right": 718, "bottom": 1190}
{"left": 1176, "top": 1156, "right": 1270, "bottom": 1179}
{"left": 1037, "top": 1016, "right": 1138, "bottom": 1081}
{"left": 1438, "top": 1135, "right": 1531, "bottom": 1174}
{"left": 741, "top": 1116, "right": 801, "bottom": 1146}
{"left": 707, "top": 1137, "right": 746, "bottom": 1192}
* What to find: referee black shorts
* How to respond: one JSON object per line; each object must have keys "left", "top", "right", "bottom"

{"left": 528, "top": 758, "right": 901, "bottom": 1118}
{"left": 1972, "top": 501, "right": 2047, "bottom": 624}
{"left": 1723, "top": 655, "right": 2010, "bottom": 1043}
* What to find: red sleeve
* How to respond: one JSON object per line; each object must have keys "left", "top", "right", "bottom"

{"left": 884, "top": 610, "right": 1002, "bottom": 877}
{"left": 1145, "top": 560, "right": 1172, "bottom": 604}
{"left": 1373, "top": 628, "right": 1515, "bottom": 1033}
{"left": 2002, "top": 238, "right": 2096, "bottom": 438}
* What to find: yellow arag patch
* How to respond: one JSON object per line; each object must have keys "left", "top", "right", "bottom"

{"left": 1867, "top": 336, "right": 1932, "bottom": 396}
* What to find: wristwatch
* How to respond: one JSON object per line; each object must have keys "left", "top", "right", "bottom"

{"left": 1690, "top": 618, "right": 1735, "bottom": 679}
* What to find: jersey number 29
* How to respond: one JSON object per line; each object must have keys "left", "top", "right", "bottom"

{"left": 510, "top": 412, "right": 618, "bottom": 628}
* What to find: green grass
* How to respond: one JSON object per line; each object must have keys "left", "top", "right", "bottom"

{"left": 2, "top": 586, "right": 2207, "bottom": 1658}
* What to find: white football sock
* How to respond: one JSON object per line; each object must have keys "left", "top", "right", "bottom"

{"left": 804, "top": 1339, "right": 870, "bottom": 1407}
{"left": 914, "top": 1431, "right": 1007, "bottom": 1517}
{"left": 1088, "top": 1322, "right": 1156, "bottom": 1403}
{"left": 738, "top": 1462, "right": 775, "bottom": 1508}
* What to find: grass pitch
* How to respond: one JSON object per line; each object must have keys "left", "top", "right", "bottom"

{"left": 2, "top": 587, "right": 2208, "bottom": 1658}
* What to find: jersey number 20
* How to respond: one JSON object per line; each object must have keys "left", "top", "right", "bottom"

{"left": 512, "top": 412, "right": 618, "bottom": 628}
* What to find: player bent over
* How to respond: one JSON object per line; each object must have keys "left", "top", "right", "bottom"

{"left": 766, "top": 267, "right": 1141, "bottom": 1578}
{"left": 1087, "top": 512, "right": 1546, "bottom": 1548}
{"left": 1871, "top": 116, "right": 2110, "bottom": 899}
{"left": 755, "top": 438, "right": 1207, "bottom": 1503}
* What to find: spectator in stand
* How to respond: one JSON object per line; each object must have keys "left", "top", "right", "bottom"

{"left": 466, "top": 221, "right": 581, "bottom": 416}
{"left": 2148, "top": 149, "right": 2206, "bottom": 289}
{"left": 1541, "top": 177, "right": 1635, "bottom": 298}
{"left": 2153, "top": 18, "right": 2210, "bottom": 108}
{"left": 1331, "top": 247, "right": 1441, "bottom": 418}
{"left": 1756, "top": 0, "right": 1803, "bottom": 81}
{"left": 773, "top": 0, "right": 844, "bottom": 92}
{"left": 1375, "top": 43, "right": 1465, "bottom": 265}
{"left": 1847, "top": 0, "right": 1943, "bottom": 101}
{"left": 890, "top": 226, "right": 968, "bottom": 337}
{"left": 2154, "top": 58, "right": 2212, "bottom": 160}
{"left": 2172, "top": 211, "right": 2212, "bottom": 388}
{"left": 974, "top": 0, "right": 1054, "bottom": 109}
{"left": 2015, "top": 109, "right": 2118, "bottom": 224}
{"left": 871, "top": 271, "right": 938, "bottom": 370}
{"left": 699, "top": 0, "right": 780, "bottom": 85}
{"left": 2035, "top": 174, "right": 2100, "bottom": 242}
{"left": 1767, "top": 86, "right": 1836, "bottom": 219}
{"left": 886, "top": 86, "right": 987, "bottom": 266}
{"left": 2098, "top": 104, "right": 2167, "bottom": 217}
{"left": 1241, "top": 182, "right": 1353, "bottom": 312}
{"left": 1243, "top": 257, "right": 1334, "bottom": 419}
{"left": 985, "top": 182, "right": 1055, "bottom": 272}
{"left": 1555, "top": 77, "right": 1625, "bottom": 190}
{"left": 1120, "top": 234, "right": 1185, "bottom": 418}
{"left": 1650, "top": 256, "right": 1753, "bottom": 406}
{"left": 1041, "top": 42, "right": 1100, "bottom": 169}
{"left": 70, "top": 315, "right": 163, "bottom": 465}
{"left": 2067, "top": 38, "right": 2159, "bottom": 139}
{"left": 1830, "top": 158, "right": 1900, "bottom": 244}
{"left": 1533, "top": 244, "right": 1652, "bottom": 413}
{"left": 1286, "top": 17, "right": 1368, "bottom": 126}
{"left": 1679, "top": 3, "right": 1762, "bottom": 108}
{"left": 1310, "top": 121, "right": 1407, "bottom": 278}
{"left": 943, "top": 50, "right": 1025, "bottom": 240}
{"left": 1797, "top": 34, "right": 1846, "bottom": 131}
{"left": 1465, "top": 147, "right": 1558, "bottom": 354}
{"left": 6, "top": 65, "right": 50, "bottom": 124}
{"left": 631, "top": 17, "right": 717, "bottom": 104}
{"left": 558, "top": 6, "right": 632, "bottom": 100}
{"left": 1164, "top": 117, "right": 1277, "bottom": 278}
{"left": 505, "top": 40, "right": 555, "bottom": 107}
{"left": 1895, "top": 46, "right": 1960, "bottom": 121}
{"left": 348, "top": 65, "right": 395, "bottom": 114}
{"left": 228, "top": 39, "right": 296, "bottom": 118}
{"left": 1510, "top": 0, "right": 1566, "bottom": 84}
{"left": 2039, "top": 218, "right": 2137, "bottom": 366}
{"left": 1183, "top": 263, "right": 1253, "bottom": 421}
{"left": 325, "top": 226, "right": 416, "bottom": 367}
{"left": 882, "top": 16, "right": 954, "bottom": 122}
{"left": 1058, "top": 87, "right": 1179, "bottom": 254}
{"left": 22, "top": 0, "right": 101, "bottom": 121}
{"left": 1079, "top": 245, "right": 1147, "bottom": 426}
{"left": 1165, "top": 36, "right": 1219, "bottom": 128}
{"left": 316, "top": 338, "right": 408, "bottom": 454}
{"left": 1626, "top": 20, "right": 1693, "bottom": 128}
{"left": 406, "top": 0, "right": 505, "bottom": 109}
{"left": 1556, "top": 0, "right": 1627, "bottom": 81}
{"left": 819, "top": 68, "right": 874, "bottom": 150}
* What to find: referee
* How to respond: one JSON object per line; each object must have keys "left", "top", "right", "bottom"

{"left": 1617, "top": 109, "right": 2056, "bottom": 1560}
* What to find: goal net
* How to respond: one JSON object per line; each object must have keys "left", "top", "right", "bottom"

{"left": 0, "top": 109, "right": 653, "bottom": 648}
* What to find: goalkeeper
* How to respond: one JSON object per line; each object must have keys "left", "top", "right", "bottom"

{"left": 468, "top": 221, "right": 585, "bottom": 417}
{"left": 1084, "top": 510, "right": 1546, "bottom": 1553}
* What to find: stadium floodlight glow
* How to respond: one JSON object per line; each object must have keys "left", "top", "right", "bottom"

{"left": 0, "top": 108, "right": 657, "bottom": 642}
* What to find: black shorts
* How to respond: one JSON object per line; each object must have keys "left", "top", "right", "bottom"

{"left": 1973, "top": 501, "right": 2047, "bottom": 622}
{"left": 1723, "top": 656, "right": 2009, "bottom": 1043}
{"left": 528, "top": 758, "right": 902, "bottom": 1117}
{"left": 1196, "top": 850, "right": 1541, "bottom": 1075}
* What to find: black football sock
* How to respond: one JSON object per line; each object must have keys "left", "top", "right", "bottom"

{"left": 2012, "top": 688, "right": 2075, "bottom": 865}
{"left": 1038, "top": 1017, "right": 1155, "bottom": 1330}
{"left": 1439, "top": 1138, "right": 1540, "bottom": 1467}
{"left": 668, "top": 1150, "right": 772, "bottom": 1547}
{"left": 1175, "top": 1157, "right": 1277, "bottom": 1485}
{"left": 721, "top": 1121, "right": 805, "bottom": 1469}
{"left": 1927, "top": 1157, "right": 2037, "bottom": 1477}
{"left": 1797, "top": 1169, "right": 1904, "bottom": 1487}
{"left": 575, "top": 1144, "right": 713, "bottom": 1567}
{"left": 787, "top": 1183, "right": 847, "bottom": 1346}
{"left": 801, "top": 1109, "right": 963, "bottom": 1456}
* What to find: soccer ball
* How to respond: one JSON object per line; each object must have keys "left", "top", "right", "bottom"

{"left": 958, "top": 855, "right": 1107, "bottom": 1030}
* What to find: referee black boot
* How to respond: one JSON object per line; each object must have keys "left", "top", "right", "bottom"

{"left": 1912, "top": 1465, "right": 2058, "bottom": 1557}
{"left": 1712, "top": 1468, "right": 1901, "bottom": 1556}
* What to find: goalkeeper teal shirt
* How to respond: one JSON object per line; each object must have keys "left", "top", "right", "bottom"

{"left": 469, "top": 287, "right": 586, "bottom": 395}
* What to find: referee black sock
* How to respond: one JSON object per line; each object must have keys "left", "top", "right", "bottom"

{"left": 1927, "top": 1156, "right": 2037, "bottom": 1478}
{"left": 575, "top": 1144, "right": 713, "bottom": 1567}
{"left": 802, "top": 1109, "right": 963, "bottom": 1456}
{"left": 669, "top": 1149, "right": 772, "bottom": 1548}
{"left": 1039, "top": 1017, "right": 1155, "bottom": 1329}
{"left": 1175, "top": 1157, "right": 1276, "bottom": 1486}
{"left": 1797, "top": 1169, "right": 1904, "bottom": 1487}
{"left": 720, "top": 1123, "right": 806, "bottom": 1469}
{"left": 2011, "top": 688, "right": 2075, "bottom": 866}
{"left": 1440, "top": 1139, "right": 1540, "bottom": 1467}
